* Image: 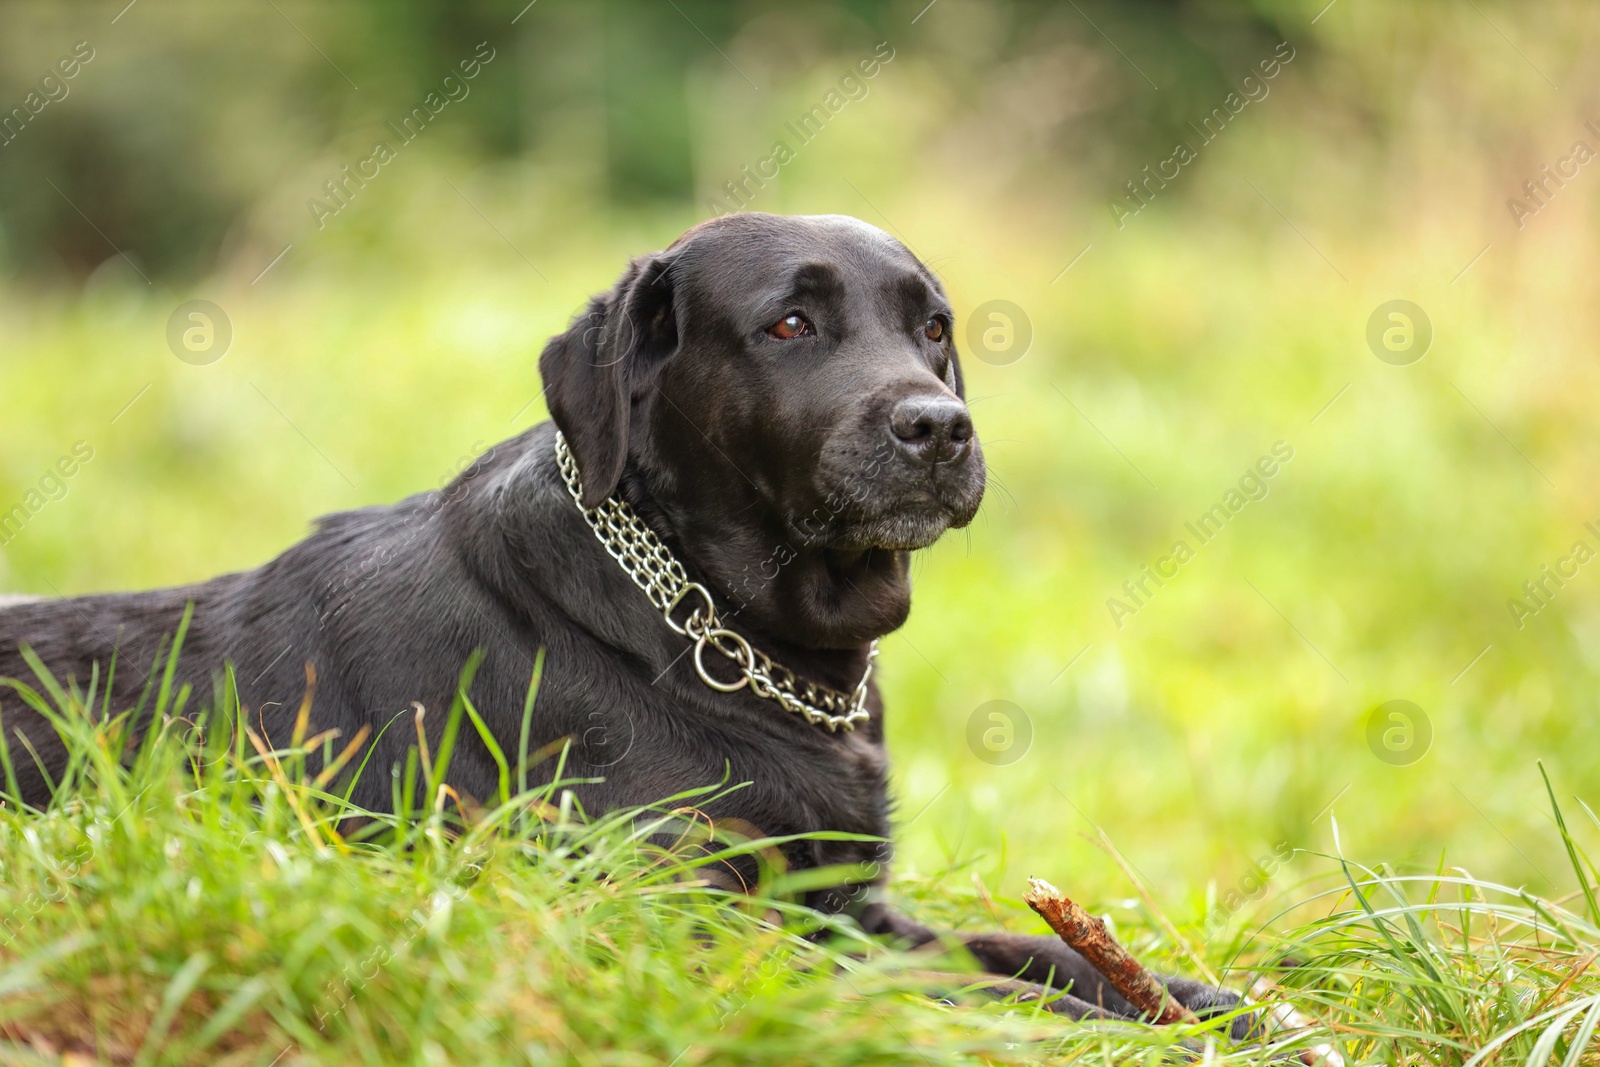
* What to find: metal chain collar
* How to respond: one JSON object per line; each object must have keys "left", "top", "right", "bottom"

{"left": 553, "top": 430, "right": 876, "bottom": 732}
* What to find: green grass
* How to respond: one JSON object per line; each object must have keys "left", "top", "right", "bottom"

{"left": 5, "top": 5, "right": 1600, "bottom": 1056}
{"left": 6, "top": 198, "right": 1600, "bottom": 1062}
{"left": 1, "top": 640, "right": 1598, "bottom": 1065}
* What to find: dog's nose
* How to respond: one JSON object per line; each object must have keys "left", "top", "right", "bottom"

{"left": 889, "top": 395, "right": 974, "bottom": 464}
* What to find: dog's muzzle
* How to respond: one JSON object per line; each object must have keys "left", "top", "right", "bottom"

{"left": 798, "top": 395, "right": 985, "bottom": 552}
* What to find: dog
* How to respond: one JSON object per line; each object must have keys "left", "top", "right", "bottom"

{"left": 0, "top": 213, "right": 1244, "bottom": 1027}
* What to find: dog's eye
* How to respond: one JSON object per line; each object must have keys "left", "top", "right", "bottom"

{"left": 767, "top": 314, "right": 811, "bottom": 340}
{"left": 924, "top": 317, "right": 945, "bottom": 342}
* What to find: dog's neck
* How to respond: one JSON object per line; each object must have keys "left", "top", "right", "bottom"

{"left": 611, "top": 461, "right": 885, "bottom": 690}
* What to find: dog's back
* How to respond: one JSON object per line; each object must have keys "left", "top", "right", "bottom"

{"left": 0, "top": 582, "right": 224, "bottom": 795}
{"left": 0, "top": 440, "right": 545, "bottom": 808}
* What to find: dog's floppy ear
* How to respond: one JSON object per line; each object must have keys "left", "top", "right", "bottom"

{"left": 942, "top": 315, "right": 966, "bottom": 399}
{"left": 945, "top": 338, "right": 966, "bottom": 400}
{"left": 539, "top": 253, "right": 677, "bottom": 508}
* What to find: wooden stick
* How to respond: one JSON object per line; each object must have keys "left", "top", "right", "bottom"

{"left": 1089, "top": 828, "right": 1219, "bottom": 987}
{"left": 1023, "top": 876, "right": 1197, "bottom": 1025}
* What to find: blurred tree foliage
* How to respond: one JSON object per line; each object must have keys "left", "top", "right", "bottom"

{"left": 0, "top": 0, "right": 1297, "bottom": 281}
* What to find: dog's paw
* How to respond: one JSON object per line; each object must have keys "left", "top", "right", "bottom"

{"left": 1165, "top": 978, "right": 1259, "bottom": 1042}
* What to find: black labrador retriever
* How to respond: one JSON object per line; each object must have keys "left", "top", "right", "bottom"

{"left": 0, "top": 212, "right": 1244, "bottom": 1028}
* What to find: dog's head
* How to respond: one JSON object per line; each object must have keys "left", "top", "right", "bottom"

{"left": 539, "top": 213, "right": 984, "bottom": 649}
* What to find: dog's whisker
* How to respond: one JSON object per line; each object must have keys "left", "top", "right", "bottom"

{"left": 982, "top": 468, "right": 1019, "bottom": 514}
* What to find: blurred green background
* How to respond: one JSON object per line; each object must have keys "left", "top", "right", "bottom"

{"left": 3, "top": 0, "right": 1599, "bottom": 934}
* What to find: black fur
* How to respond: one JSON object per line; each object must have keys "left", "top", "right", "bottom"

{"left": 0, "top": 213, "right": 1245, "bottom": 1030}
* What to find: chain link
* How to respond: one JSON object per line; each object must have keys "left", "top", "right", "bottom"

{"left": 554, "top": 431, "right": 875, "bottom": 732}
